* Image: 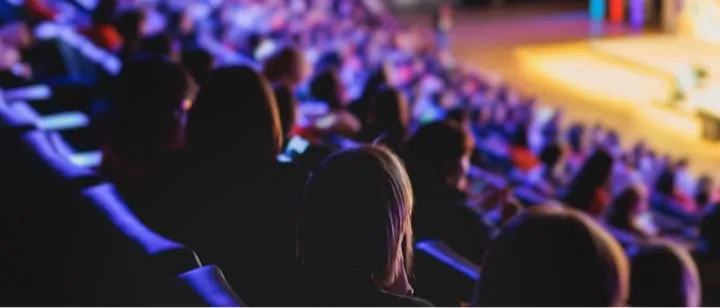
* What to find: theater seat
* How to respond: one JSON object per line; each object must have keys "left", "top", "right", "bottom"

{"left": 0, "top": 103, "right": 36, "bottom": 136}
{"left": 0, "top": 128, "right": 201, "bottom": 305}
{"left": 170, "top": 265, "right": 245, "bottom": 307}
{"left": 414, "top": 240, "right": 480, "bottom": 306}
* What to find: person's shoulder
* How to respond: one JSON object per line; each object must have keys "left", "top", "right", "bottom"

{"left": 375, "top": 290, "right": 434, "bottom": 307}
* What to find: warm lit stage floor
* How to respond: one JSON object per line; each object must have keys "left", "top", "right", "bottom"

{"left": 400, "top": 4, "right": 720, "bottom": 177}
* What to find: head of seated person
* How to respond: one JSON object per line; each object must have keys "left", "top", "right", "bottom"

{"left": 297, "top": 145, "right": 430, "bottom": 306}
{"left": 352, "top": 66, "right": 390, "bottom": 124}
{"left": 92, "top": 0, "right": 117, "bottom": 26}
{"left": 472, "top": 206, "right": 629, "bottom": 307}
{"left": 262, "top": 45, "right": 307, "bottom": 90}
{"left": 360, "top": 86, "right": 409, "bottom": 151}
{"left": 181, "top": 49, "right": 213, "bottom": 87}
{"left": 508, "top": 124, "right": 541, "bottom": 173}
{"left": 701, "top": 205, "right": 720, "bottom": 259}
{"left": 539, "top": 142, "right": 563, "bottom": 175}
{"left": 115, "top": 10, "right": 146, "bottom": 58}
{"left": 310, "top": 68, "right": 347, "bottom": 111}
{"left": 562, "top": 148, "right": 614, "bottom": 219}
{"left": 140, "top": 34, "right": 179, "bottom": 62}
{"left": 401, "top": 121, "right": 474, "bottom": 195}
{"left": 629, "top": 242, "right": 701, "bottom": 307}
{"left": 695, "top": 175, "right": 715, "bottom": 210}
{"left": 308, "top": 69, "right": 360, "bottom": 136}
{"left": 185, "top": 65, "right": 283, "bottom": 178}
{"left": 102, "top": 55, "right": 195, "bottom": 179}
{"left": 606, "top": 186, "right": 650, "bottom": 237}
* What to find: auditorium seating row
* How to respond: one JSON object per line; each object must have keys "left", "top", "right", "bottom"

{"left": 0, "top": 105, "right": 244, "bottom": 306}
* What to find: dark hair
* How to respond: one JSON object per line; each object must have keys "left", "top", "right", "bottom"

{"left": 107, "top": 56, "right": 194, "bottom": 151}
{"left": 273, "top": 83, "right": 297, "bottom": 139}
{"left": 629, "top": 243, "right": 701, "bottom": 307}
{"left": 299, "top": 145, "right": 414, "bottom": 287}
{"left": 186, "top": 66, "right": 282, "bottom": 171}
{"left": 473, "top": 206, "right": 628, "bottom": 306}
{"left": 262, "top": 46, "right": 305, "bottom": 88}
{"left": 446, "top": 107, "right": 469, "bottom": 126}
{"left": 92, "top": 0, "right": 117, "bottom": 24}
{"left": 181, "top": 49, "right": 213, "bottom": 86}
{"left": 401, "top": 121, "right": 474, "bottom": 190}
{"left": 115, "top": 10, "right": 144, "bottom": 46}
{"left": 701, "top": 205, "right": 720, "bottom": 257}
{"left": 606, "top": 187, "right": 643, "bottom": 235}
{"left": 539, "top": 142, "right": 563, "bottom": 170}
{"left": 353, "top": 66, "right": 389, "bottom": 125}
{"left": 655, "top": 168, "right": 676, "bottom": 196}
{"left": 562, "top": 148, "right": 613, "bottom": 214}
{"left": 362, "top": 87, "right": 409, "bottom": 149}
{"left": 696, "top": 176, "right": 713, "bottom": 208}
{"left": 310, "top": 69, "right": 344, "bottom": 110}
{"left": 140, "top": 34, "right": 175, "bottom": 58}
{"left": 510, "top": 124, "right": 530, "bottom": 148}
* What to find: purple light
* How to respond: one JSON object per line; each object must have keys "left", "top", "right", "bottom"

{"left": 630, "top": 0, "right": 645, "bottom": 29}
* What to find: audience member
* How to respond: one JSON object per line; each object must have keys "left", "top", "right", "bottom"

{"left": 309, "top": 68, "right": 361, "bottom": 137}
{"left": 562, "top": 148, "right": 613, "bottom": 219}
{"left": 350, "top": 66, "right": 389, "bottom": 126}
{"left": 472, "top": 206, "right": 629, "bottom": 306}
{"left": 296, "top": 145, "right": 432, "bottom": 306}
{"left": 358, "top": 86, "right": 410, "bottom": 151}
{"left": 629, "top": 242, "right": 701, "bottom": 307}
{"left": 83, "top": 0, "right": 123, "bottom": 52}
{"left": 181, "top": 48, "right": 213, "bottom": 86}
{"left": 139, "top": 34, "right": 178, "bottom": 61}
{"left": 180, "top": 66, "right": 307, "bottom": 306}
{"left": 100, "top": 56, "right": 194, "bottom": 234}
{"left": 115, "top": 10, "right": 145, "bottom": 60}
{"left": 606, "top": 186, "right": 650, "bottom": 237}
{"left": 402, "top": 121, "right": 495, "bottom": 264}
{"left": 262, "top": 45, "right": 308, "bottom": 90}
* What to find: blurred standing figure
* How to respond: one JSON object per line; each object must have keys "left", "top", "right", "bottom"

{"left": 431, "top": 3, "right": 453, "bottom": 52}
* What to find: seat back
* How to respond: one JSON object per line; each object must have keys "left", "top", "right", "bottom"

{"left": 0, "top": 127, "right": 200, "bottom": 305}
{"left": 170, "top": 265, "right": 245, "bottom": 307}
{"left": 413, "top": 240, "right": 480, "bottom": 306}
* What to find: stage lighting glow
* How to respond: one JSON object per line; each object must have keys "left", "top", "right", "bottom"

{"left": 609, "top": 0, "right": 625, "bottom": 23}
{"left": 589, "top": 0, "right": 606, "bottom": 21}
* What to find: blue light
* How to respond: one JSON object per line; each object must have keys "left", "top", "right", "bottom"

{"left": 590, "top": 0, "right": 606, "bottom": 21}
{"left": 69, "top": 151, "right": 103, "bottom": 168}
{"left": 38, "top": 112, "right": 89, "bottom": 131}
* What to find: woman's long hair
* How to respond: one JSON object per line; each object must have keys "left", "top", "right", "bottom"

{"left": 299, "top": 145, "right": 414, "bottom": 289}
{"left": 186, "top": 66, "right": 282, "bottom": 176}
{"left": 629, "top": 242, "right": 701, "bottom": 307}
{"left": 310, "top": 68, "right": 344, "bottom": 110}
{"left": 562, "top": 148, "right": 613, "bottom": 213}
{"left": 473, "top": 206, "right": 629, "bottom": 306}
{"left": 362, "top": 86, "right": 409, "bottom": 150}
{"left": 352, "top": 66, "right": 389, "bottom": 125}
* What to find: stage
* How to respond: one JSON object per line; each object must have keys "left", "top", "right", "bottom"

{"left": 399, "top": 4, "right": 720, "bottom": 176}
{"left": 516, "top": 34, "right": 720, "bottom": 141}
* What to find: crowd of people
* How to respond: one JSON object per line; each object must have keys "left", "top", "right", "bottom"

{"left": 2, "top": 0, "right": 720, "bottom": 306}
